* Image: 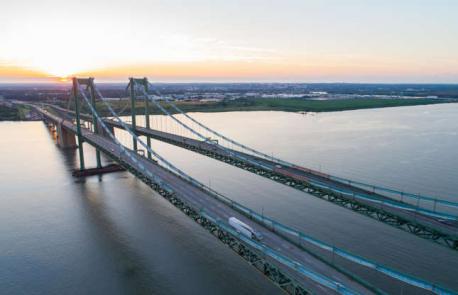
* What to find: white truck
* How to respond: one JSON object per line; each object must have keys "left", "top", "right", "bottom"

{"left": 228, "top": 217, "right": 262, "bottom": 241}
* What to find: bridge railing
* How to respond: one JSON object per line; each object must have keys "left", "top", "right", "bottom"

{"left": 77, "top": 83, "right": 455, "bottom": 295}
{"left": 201, "top": 212, "right": 360, "bottom": 295}
{"left": 329, "top": 175, "right": 458, "bottom": 212}
{"left": 237, "top": 205, "right": 455, "bottom": 295}
{"left": 310, "top": 180, "right": 458, "bottom": 221}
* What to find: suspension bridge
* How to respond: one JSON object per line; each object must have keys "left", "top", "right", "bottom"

{"left": 20, "top": 77, "right": 458, "bottom": 295}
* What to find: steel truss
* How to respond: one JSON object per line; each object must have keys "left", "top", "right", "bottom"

{"left": 95, "top": 143, "right": 310, "bottom": 295}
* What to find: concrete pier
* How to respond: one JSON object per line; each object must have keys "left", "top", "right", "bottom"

{"left": 56, "top": 122, "right": 77, "bottom": 148}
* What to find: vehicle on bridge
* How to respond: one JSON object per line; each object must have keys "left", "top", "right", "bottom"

{"left": 229, "top": 217, "right": 263, "bottom": 241}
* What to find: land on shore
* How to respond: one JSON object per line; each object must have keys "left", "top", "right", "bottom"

{"left": 0, "top": 97, "right": 455, "bottom": 121}
{"left": 92, "top": 97, "right": 454, "bottom": 117}
{"left": 0, "top": 104, "right": 33, "bottom": 121}
{"left": 2, "top": 82, "right": 458, "bottom": 120}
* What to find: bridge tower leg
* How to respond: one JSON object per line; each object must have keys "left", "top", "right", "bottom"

{"left": 89, "top": 78, "right": 102, "bottom": 169}
{"left": 129, "top": 77, "right": 138, "bottom": 152}
{"left": 72, "top": 77, "right": 85, "bottom": 171}
{"left": 143, "top": 78, "right": 152, "bottom": 160}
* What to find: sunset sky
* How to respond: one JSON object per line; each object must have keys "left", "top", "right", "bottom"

{"left": 1, "top": 0, "right": 457, "bottom": 83}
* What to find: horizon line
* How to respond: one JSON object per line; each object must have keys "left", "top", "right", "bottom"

{"left": 1, "top": 80, "right": 458, "bottom": 85}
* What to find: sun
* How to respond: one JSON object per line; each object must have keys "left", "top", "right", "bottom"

{"left": 42, "top": 64, "right": 77, "bottom": 79}
{"left": 30, "top": 57, "right": 89, "bottom": 80}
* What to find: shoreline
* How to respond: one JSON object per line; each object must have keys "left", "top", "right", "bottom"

{"left": 1, "top": 98, "right": 455, "bottom": 121}
{"left": 105, "top": 98, "right": 456, "bottom": 117}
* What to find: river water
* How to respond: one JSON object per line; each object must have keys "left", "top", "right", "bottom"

{"left": 1, "top": 104, "right": 457, "bottom": 294}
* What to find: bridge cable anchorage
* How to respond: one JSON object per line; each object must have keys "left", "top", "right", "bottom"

{"left": 83, "top": 82, "right": 368, "bottom": 294}
{"left": 146, "top": 82, "right": 458, "bottom": 213}
{"left": 137, "top": 84, "right": 457, "bottom": 221}
{"left": 116, "top": 80, "right": 456, "bottom": 294}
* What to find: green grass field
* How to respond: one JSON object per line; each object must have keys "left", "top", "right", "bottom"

{"left": 89, "top": 98, "right": 452, "bottom": 117}
{"left": 0, "top": 104, "right": 35, "bottom": 121}
{"left": 0, "top": 105, "right": 20, "bottom": 121}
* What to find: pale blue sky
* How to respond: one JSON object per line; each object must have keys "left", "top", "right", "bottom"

{"left": 1, "top": 0, "right": 457, "bottom": 82}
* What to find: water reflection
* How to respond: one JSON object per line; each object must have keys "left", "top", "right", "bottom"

{"left": 0, "top": 122, "right": 280, "bottom": 295}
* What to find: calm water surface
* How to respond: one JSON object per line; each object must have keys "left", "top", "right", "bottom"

{"left": 1, "top": 104, "right": 458, "bottom": 294}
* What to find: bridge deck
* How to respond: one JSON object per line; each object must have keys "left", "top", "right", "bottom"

{"left": 39, "top": 104, "right": 458, "bottom": 249}
{"left": 36, "top": 107, "right": 375, "bottom": 294}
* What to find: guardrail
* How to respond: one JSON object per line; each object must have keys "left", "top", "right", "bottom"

{"left": 330, "top": 175, "right": 458, "bottom": 210}
{"left": 310, "top": 179, "right": 458, "bottom": 221}
{"left": 202, "top": 212, "right": 361, "bottom": 295}
{"left": 70, "top": 86, "right": 457, "bottom": 295}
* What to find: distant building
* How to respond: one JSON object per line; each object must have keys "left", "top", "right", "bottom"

{"left": 309, "top": 91, "right": 328, "bottom": 97}
{"left": 261, "top": 94, "right": 305, "bottom": 99}
{"left": 200, "top": 98, "right": 223, "bottom": 102}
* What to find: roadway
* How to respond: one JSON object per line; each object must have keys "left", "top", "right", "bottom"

{"left": 34, "top": 105, "right": 375, "bottom": 294}
{"left": 39, "top": 103, "right": 458, "bottom": 247}
{"left": 41, "top": 103, "right": 458, "bottom": 242}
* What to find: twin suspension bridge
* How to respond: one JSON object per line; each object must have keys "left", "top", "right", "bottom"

{"left": 20, "top": 77, "right": 458, "bottom": 295}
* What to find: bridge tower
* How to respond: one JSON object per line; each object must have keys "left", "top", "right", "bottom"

{"left": 71, "top": 77, "right": 102, "bottom": 170}
{"left": 88, "top": 78, "right": 102, "bottom": 168}
{"left": 128, "top": 77, "right": 152, "bottom": 159}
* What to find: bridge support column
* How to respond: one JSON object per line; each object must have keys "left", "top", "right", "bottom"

{"left": 143, "top": 78, "right": 152, "bottom": 160}
{"left": 72, "top": 77, "right": 85, "bottom": 171}
{"left": 56, "top": 123, "right": 76, "bottom": 148}
{"left": 129, "top": 77, "right": 138, "bottom": 152}
{"left": 89, "top": 78, "right": 102, "bottom": 169}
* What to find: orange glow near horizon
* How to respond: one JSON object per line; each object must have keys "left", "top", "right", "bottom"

{"left": 1, "top": 55, "right": 457, "bottom": 83}
{"left": 61, "top": 58, "right": 458, "bottom": 82}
